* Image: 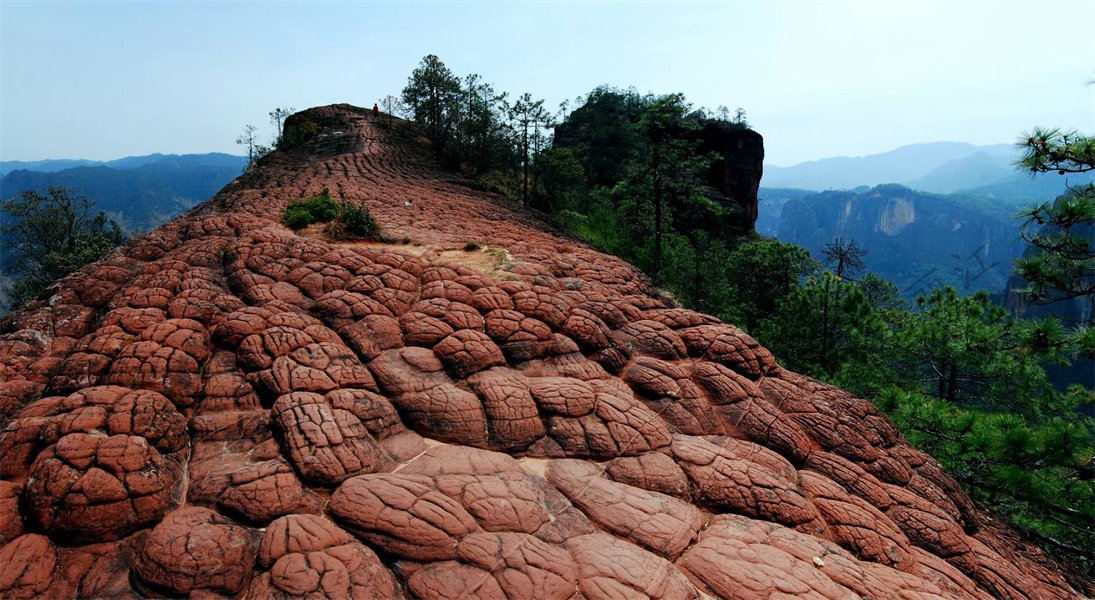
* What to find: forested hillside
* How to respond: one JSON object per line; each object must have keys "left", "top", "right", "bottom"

{"left": 0, "top": 153, "right": 247, "bottom": 313}
{"left": 778, "top": 184, "right": 1024, "bottom": 299}
{"left": 759, "top": 148, "right": 1093, "bottom": 303}
{"left": 0, "top": 153, "right": 246, "bottom": 233}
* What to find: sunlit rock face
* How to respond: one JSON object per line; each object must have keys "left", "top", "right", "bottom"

{"left": 0, "top": 104, "right": 1088, "bottom": 600}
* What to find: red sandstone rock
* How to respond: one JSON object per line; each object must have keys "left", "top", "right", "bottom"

{"left": 569, "top": 532, "right": 698, "bottom": 600}
{"left": 272, "top": 391, "right": 391, "bottom": 485}
{"left": 670, "top": 435, "right": 825, "bottom": 534}
{"left": 406, "top": 532, "right": 575, "bottom": 600}
{"left": 340, "top": 314, "right": 403, "bottom": 360}
{"left": 0, "top": 380, "right": 44, "bottom": 427}
{"left": 461, "top": 367, "right": 546, "bottom": 452}
{"left": 605, "top": 451, "right": 692, "bottom": 500}
{"left": 612, "top": 320, "right": 687, "bottom": 360}
{"left": 798, "top": 470, "right": 916, "bottom": 571}
{"left": 25, "top": 433, "right": 182, "bottom": 542}
{"left": 535, "top": 379, "right": 673, "bottom": 459}
{"left": 0, "top": 534, "right": 58, "bottom": 599}
{"left": 250, "top": 514, "right": 400, "bottom": 599}
{"left": 134, "top": 507, "right": 259, "bottom": 596}
{"left": 0, "top": 481, "right": 23, "bottom": 546}
{"left": 396, "top": 383, "right": 490, "bottom": 447}
{"left": 433, "top": 329, "right": 506, "bottom": 378}
{"left": 397, "top": 447, "right": 553, "bottom": 536}
{"left": 189, "top": 457, "right": 320, "bottom": 523}
{"left": 692, "top": 361, "right": 814, "bottom": 462}
{"left": 329, "top": 473, "right": 479, "bottom": 560}
{"left": 0, "top": 103, "right": 1084, "bottom": 600}
{"left": 548, "top": 459, "right": 703, "bottom": 559}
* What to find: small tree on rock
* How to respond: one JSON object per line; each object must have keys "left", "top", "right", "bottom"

{"left": 236, "top": 124, "right": 259, "bottom": 165}
{"left": 379, "top": 95, "right": 403, "bottom": 129}
{"left": 269, "top": 106, "right": 295, "bottom": 141}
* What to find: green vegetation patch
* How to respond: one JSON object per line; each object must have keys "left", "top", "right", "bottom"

{"left": 277, "top": 119, "right": 319, "bottom": 150}
{"left": 281, "top": 188, "right": 339, "bottom": 229}
{"left": 326, "top": 201, "right": 382, "bottom": 241}
{"left": 280, "top": 188, "right": 383, "bottom": 241}
{"left": 1, "top": 185, "right": 127, "bottom": 309}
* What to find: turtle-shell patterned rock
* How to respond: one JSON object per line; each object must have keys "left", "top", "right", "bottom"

{"left": 133, "top": 507, "right": 259, "bottom": 596}
{"left": 0, "top": 103, "right": 1085, "bottom": 600}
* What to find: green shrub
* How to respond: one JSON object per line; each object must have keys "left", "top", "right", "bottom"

{"left": 281, "top": 204, "right": 314, "bottom": 229}
{"left": 325, "top": 201, "right": 381, "bottom": 241}
{"left": 300, "top": 188, "right": 339, "bottom": 221}
{"left": 281, "top": 188, "right": 339, "bottom": 229}
{"left": 463, "top": 240, "right": 480, "bottom": 251}
{"left": 340, "top": 202, "right": 380, "bottom": 239}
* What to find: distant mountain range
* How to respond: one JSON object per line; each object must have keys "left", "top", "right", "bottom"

{"left": 762, "top": 141, "right": 1092, "bottom": 202}
{"left": 758, "top": 141, "right": 1093, "bottom": 301}
{"left": 0, "top": 153, "right": 245, "bottom": 177}
{"left": 0, "top": 153, "right": 247, "bottom": 233}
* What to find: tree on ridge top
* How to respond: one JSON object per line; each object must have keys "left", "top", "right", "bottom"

{"left": 269, "top": 106, "right": 295, "bottom": 140}
{"left": 402, "top": 54, "right": 462, "bottom": 150}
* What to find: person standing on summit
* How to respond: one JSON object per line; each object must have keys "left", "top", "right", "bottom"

{"left": 372, "top": 103, "right": 379, "bottom": 118}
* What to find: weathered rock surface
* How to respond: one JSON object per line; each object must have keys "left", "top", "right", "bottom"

{"left": 0, "top": 104, "right": 1087, "bottom": 599}
{"left": 250, "top": 514, "right": 400, "bottom": 599}
{"left": 133, "top": 506, "right": 259, "bottom": 596}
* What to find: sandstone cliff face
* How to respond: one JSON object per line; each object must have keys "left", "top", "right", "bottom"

{"left": 779, "top": 184, "right": 1023, "bottom": 298}
{"left": 0, "top": 104, "right": 1088, "bottom": 600}
{"left": 694, "top": 120, "right": 764, "bottom": 236}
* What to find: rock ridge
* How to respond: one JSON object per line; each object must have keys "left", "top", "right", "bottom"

{"left": 0, "top": 103, "right": 1088, "bottom": 599}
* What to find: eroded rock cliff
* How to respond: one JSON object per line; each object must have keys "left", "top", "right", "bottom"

{"left": 778, "top": 184, "right": 1023, "bottom": 298}
{"left": 0, "top": 104, "right": 1089, "bottom": 600}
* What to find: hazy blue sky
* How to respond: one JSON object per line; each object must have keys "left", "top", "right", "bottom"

{"left": 2, "top": 1, "right": 1092, "bottom": 166}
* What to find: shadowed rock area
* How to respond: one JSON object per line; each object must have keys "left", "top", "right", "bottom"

{"left": 0, "top": 103, "right": 1090, "bottom": 599}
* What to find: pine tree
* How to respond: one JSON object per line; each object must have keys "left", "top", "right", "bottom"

{"left": 878, "top": 387, "right": 1094, "bottom": 572}
{"left": 891, "top": 287, "right": 1069, "bottom": 417}
{"left": 633, "top": 94, "right": 712, "bottom": 284}
{"left": 1013, "top": 127, "right": 1094, "bottom": 342}
{"left": 720, "top": 239, "right": 817, "bottom": 332}
{"left": 821, "top": 237, "right": 868, "bottom": 280}
{"left": 454, "top": 74, "right": 510, "bottom": 176}
{"left": 1, "top": 186, "right": 127, "bottom": 307}
{"left": 757, "top": 272, "right": 889, "bottom": 385}
{"left": 402, "top": 55, "right": 463, "bottom": 149}
{"left": 510, "top": 93, "right": 553, "bottom": 206}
